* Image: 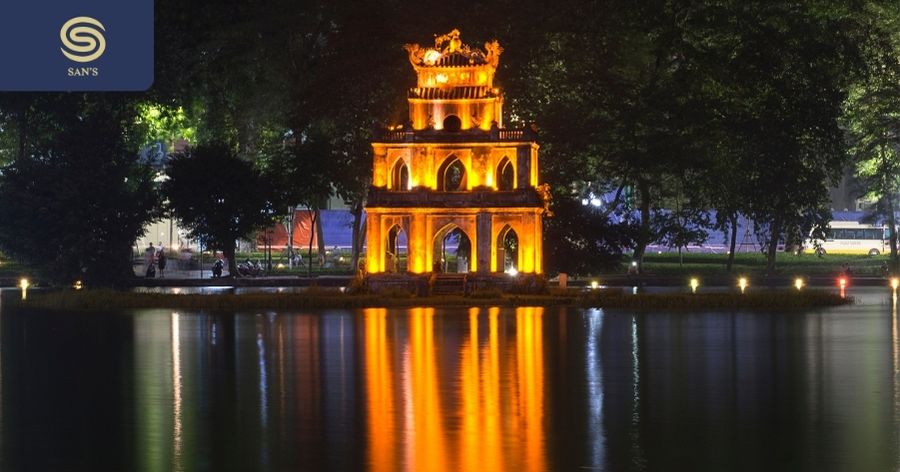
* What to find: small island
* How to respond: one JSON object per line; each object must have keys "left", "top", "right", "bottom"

{"left": 20, "top": 287, "right": 850, "bottom": 312}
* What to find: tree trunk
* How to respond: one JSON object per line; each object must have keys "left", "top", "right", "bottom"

{"left": 766, "top": 216, "right": 782, "bottom": 277}
{"left": 307, "top": 207, "right": 317, "bottom": 278}
{"left": 632, "top": 178, "right": 652, "bottom": 274}
{"left": 17, "top": 104, "right": 27, "bottom": 161}
{"left": 315, "top": 208, "right": 326, "bottom": 267}
{"left": 727, "top": 214, "right": 738, "bottom": 272}
{"left": 286, "top": 206, "right": 295, "bottom": 268}
{"left": 888, "top": 194, "right": 898, "bottom": 272}
{"left": 350, "top": 200, "right": 364, "bottom": 273}
{"left": 224, "top": 242, "right": 238, "bottom": 277}
{"left": 880, "top": 143, "right": 899, "bottom": 273}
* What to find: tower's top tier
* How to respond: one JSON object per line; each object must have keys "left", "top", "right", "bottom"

{"left": 403, "top": 29, "right": 503, "bottom": 89}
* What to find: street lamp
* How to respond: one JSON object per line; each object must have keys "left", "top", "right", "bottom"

{"left": 19, "top": 278, "right": 29, "bottom": 300}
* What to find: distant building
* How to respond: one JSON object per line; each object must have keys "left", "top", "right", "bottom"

{"left": 828, "top": 167, "right": 868, "bottom": 212}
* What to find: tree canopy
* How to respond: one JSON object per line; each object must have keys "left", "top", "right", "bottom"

{"left": 163, "top": 144, "right": 277, "bottom": 275}
{"left": 0, "top": 96, "right": 159, "bottom": 285}
{"left": 1, "top": 0, "right": 898, "bottom": 281}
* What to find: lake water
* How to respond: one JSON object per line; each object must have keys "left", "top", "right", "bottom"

{"left": 0, "top": 288, "right": 898, "bottom": 471}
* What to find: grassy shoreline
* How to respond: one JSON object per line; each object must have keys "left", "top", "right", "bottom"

{"left": 18, "top": 288, "right": 852, "bottom": 312}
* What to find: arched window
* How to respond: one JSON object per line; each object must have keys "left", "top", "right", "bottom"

{"left": 497, "top": 157, "right": 515, "bottom": 190}
{"left": 443, "top": 115, "right": 462, "bottom": 132}
{"left": 386, "top": 225, "right": 407, "bottom": 272}
{"left": 433, "top": 224, "right": 472, "bottom": 273}
{"left": 437, "top": 156, "right": 466, "bottom": 191}
{"left": 497, "top": 225, "right": 519, "bottom": 272}
{"left": 390, "top": 159, "right": 409, "bottom": 190}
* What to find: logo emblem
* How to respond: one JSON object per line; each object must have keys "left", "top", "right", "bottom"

{"left": 60, "top": 17, "right": 106, "bottom": 63}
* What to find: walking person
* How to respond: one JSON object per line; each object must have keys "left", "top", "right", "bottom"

{"left": 157, "top": 247, "right": 168, "bottom": 278}
{"left": 144, "top": 242, "right": 156, "bottom": 278}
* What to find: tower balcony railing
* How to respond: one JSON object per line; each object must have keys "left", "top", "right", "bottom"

{"left": 374, "top": 126, "right": 537, "bottom": 144}
{"left": 367, "top": 187, "right": 543, "bottom": 208}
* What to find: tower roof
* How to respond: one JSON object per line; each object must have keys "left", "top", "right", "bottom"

{"left": 404, "top": 29, "right": 503, "bottom": 70}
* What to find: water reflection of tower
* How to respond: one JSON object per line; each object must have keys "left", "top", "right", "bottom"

{"left": 363, "top": 306, "right": 547, "bottom": 471}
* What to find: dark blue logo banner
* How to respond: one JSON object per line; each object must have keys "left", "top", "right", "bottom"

{"left": 0, "top": 0, "right": 153, "bottom": 91}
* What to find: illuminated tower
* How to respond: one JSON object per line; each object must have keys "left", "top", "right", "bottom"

{"left": 366, "top": 30, "right": 548, "bottom": 278}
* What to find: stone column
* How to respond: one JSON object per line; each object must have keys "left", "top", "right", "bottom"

{"left": 516, "top": 145, "right": 531, "bottom": 189}
{"left": 534, "top": 210, "right": 543, "bottom": 273}
{"left": 372, "top": 146, "right": 389, "bottom": 188}
{"left": 476, "top": 212, "right": 492, "bottom": 273}
{"left": 366, "top": 212, "right": 382, "bottom": 273}
{"left": 520, "top": 213, "right": 535, "bottom": 273}
{"left": 408, "top": 212, "right": 427, "bottom": 273}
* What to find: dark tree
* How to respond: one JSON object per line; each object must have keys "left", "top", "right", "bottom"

{"left": 544, "top": 197, "right": 638, "bottom": 275}
{"left": 843, "top": 4, "right": 900, "bottom": 269}
{"left": 0, "top": 97, "right": 159, "bottom": 286}
{"left": 697, "top": 2, "right": 867, "bottom": 274}
{"left": 163, "top": 144, "right": 276, "bottom": 275}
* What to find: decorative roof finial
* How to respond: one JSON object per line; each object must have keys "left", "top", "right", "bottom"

{"left": 403, "top": 30, "right": 502, "bottom": 68}
{"left": 434, "top": 29, "right": 461, "bottom": 53}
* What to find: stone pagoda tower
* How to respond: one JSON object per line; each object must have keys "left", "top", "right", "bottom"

{"left": 365, "top": 30, "right": 548, "bottom": 281}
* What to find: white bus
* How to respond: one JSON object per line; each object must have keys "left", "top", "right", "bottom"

{"left": 807, "top": 221, "right": 889, "bottom": 256}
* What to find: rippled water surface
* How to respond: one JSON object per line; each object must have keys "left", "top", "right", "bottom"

{"left": 0, "top": 288, "right": 898, "bottom": 471}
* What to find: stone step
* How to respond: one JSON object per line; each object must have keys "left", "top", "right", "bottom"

{"left": 432, "top": 273, "right": 467, "bottom": 295}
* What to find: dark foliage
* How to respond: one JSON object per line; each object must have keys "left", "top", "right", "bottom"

{"left": 544, "top": 197, "right": 639, "bottom": 275}
{"left": 163, "top": 144, "right": 276, "bottom": 274}
{"left": 0, "top": 98, "right": 159, "bottom": 286}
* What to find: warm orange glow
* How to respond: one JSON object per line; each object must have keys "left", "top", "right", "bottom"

{"left": 423, "top": 49, "right": 441, "bottom": 65}
{"left": 516, "top": 307, "right": 546, "bottom": 471}
{"left": 459, "top": 307, "right": 505, "bottom": 471}
{"left": 407, "top": 307, "right": 448, "bottom": 471}
{"left": 361, "top": 306, "right": 548, "bottom": 470}
{"left": 366, "top": 30, "right": 544, "bottom": 275}
{"left": 364, "top": 309, "right": 397, "bottom": 472}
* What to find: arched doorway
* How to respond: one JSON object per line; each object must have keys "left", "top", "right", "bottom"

{"left": 386, "top": 225, "right": 408, "bottom": 272}
{"left": 497, "top": 157, "right": 515, "bottom": 191}
{"left": 437, "top": 156, "right": 467, "bottom": 191}
{"left": 497, "top": 225, "right": 519, "bottom": 273}
{"left": 433, "top": 225, "right": 472, "bottom": 273}
{"left": 390, "top": 159, "right": 409, "bottom": 190}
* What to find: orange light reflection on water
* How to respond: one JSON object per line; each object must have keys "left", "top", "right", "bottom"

{"left": 406, "top": 307, "right": 448, "bottom": 471}
{"left": 516, "top": 307, "right": 546, "bottom": 472}
{"left": 364, "top": 308, "right": 397, "bottom": 472}
{"left": 364, "top": 306, "right": 546, "bottom": 472}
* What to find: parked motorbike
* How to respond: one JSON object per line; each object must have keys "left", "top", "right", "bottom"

{"left": 212, "top": 259, "right": 224, "bottom": 278}
{"left": 237, "top": 259, "right": 264, "bottom": 277}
